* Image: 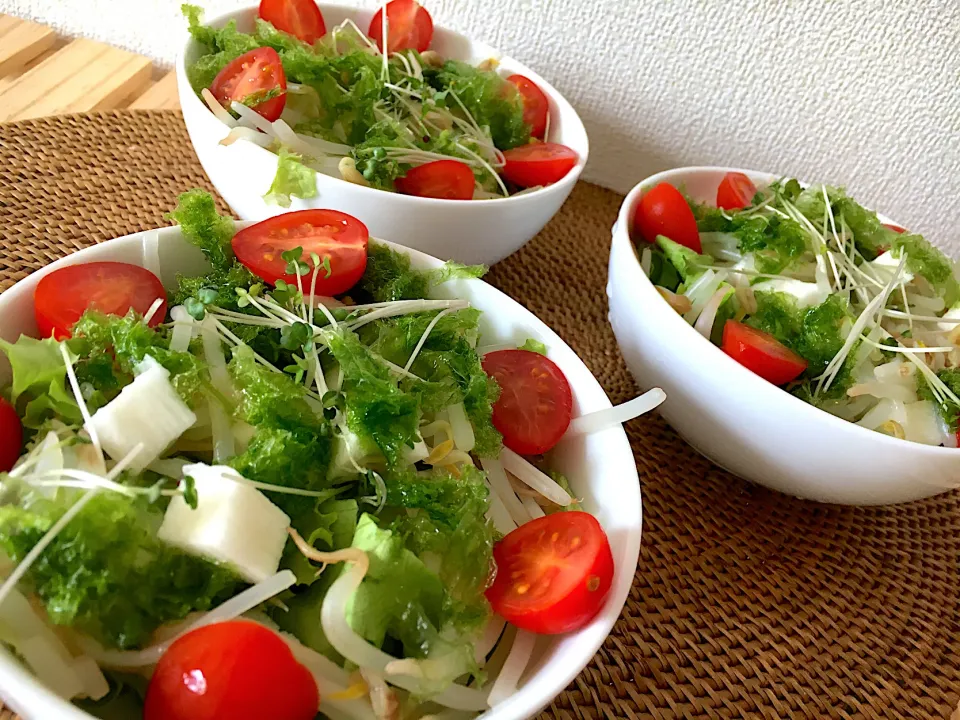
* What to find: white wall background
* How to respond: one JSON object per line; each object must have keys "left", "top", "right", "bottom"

{"left": 4, "top": 0, "right": 959, "bottom": 248}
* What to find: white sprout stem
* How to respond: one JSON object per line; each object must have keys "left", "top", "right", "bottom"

{"left": 141, "top": 230, "right": 161, "bottom": 279}
{"left": 346, "top": 299, "right": 469, "bottom": 331}
{"left": 815, "top": 254, "right": 907, "bottom": 396}
{"left": 201, "top": 88, "right": 238, "bottom": 128}
{"left": 403, "top": 309, "right": 451, "bottom": 372}
{"left": 861, "top": 338, "right": 954, "bottom": 354}
{"left": 567, "top": 388, "right": 667, "bottom": 435}
{"left": 485, "top": 487, "right": 518, "bottom": 535}
{"left": 0, "top": 442, "right": 144, "bottom": 609}
{"left": 59, "top": 343, "right": 104, "bottom": 471}
{"left": 520, "top": 495, "right": 545, "bottom": 520}
{"left": 455, "top": 143, "right": 509, "bottom": 196}
{"left": 142, "top": 298, "right": 164, "bottom": 326}
{"left": 480, "top": 457, "right": 529, "bottom": 526}
{"left": 486, "top": 630, "right": 536, "bottom": 707}
{"left": 475, "top": 615, "right": 507, "bottom": 665}
{"left": 884, "top": 309, "right": 960, "bottom": 324}
{"left": 500, "top": 448, "right": 572, "bottom": 506}
{"left": 86, "top": 570, "right": 297, "bottom": 669}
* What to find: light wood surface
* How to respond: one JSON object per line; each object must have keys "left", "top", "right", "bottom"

{"left": 0, "top": 14, "right": 180, "bottom": 120}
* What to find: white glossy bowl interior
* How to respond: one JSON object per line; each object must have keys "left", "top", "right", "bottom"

{"left": 176, "top": 4, "right": 589, "bottom": 266}
{"left": 0, "top": 228, "right": 639, "bottom": 720}
{"left": 608, "top": 165, "right": 960, "bottom": 506}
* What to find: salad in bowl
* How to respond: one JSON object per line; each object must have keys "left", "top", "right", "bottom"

{"left": 609, "top": 166, "right": 960, "bottom": 505}
{"left": 0, "top": 193, "right": 654, "bottom": 719}
{"left": 176, "top": 1, "right": 589, "bottom": 264}
{"left": 633, "top": 172, "right": 960, "bottom": 447}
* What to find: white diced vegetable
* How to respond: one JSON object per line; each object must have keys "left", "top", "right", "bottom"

{"left": 17, "top": 636, "right": 84, "bottom": 699}
{"left": 88, "top": 356, "right": 196, "bottom": 472}
{"left": 70, "top": 656, "right": 109, "bottom": 700}
{"left": 870, "top": 251, "right": 914, "bottom": 284}
{"left": 0, "top": 589, "right": 85, "bottom": 699}
{"left": 904, "top": 401, "right": 945, "bottom": 446}
{"left": 750, "top": 278, "right": 829, "bottom": 309}
{"left": 446, "top": 403, "right": 475, "bottom": 453}
{"left": 158, "top": 464, "right": 290, "bottom": 583}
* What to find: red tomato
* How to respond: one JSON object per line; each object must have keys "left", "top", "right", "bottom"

{"left": 144, "top": 621, "right": 318, "bottom": 720}
{"left": 482, "top": 349, "right": 572, "bottom": 455}
{"left": 368, "top": 0, "right": 434, "bottom": 53}
{"left": 395, "top": 160, "right": 475, "bottom": 200}
{"left": 209, "top": 48, "right": 287, "bottom": 122}
{"left": 721, "top": 320, "right": 807, "bottom": 386}
{"left": 0, "top": 399, "right": 23, "bottom": 473}
{"left": 883, "top": 223, "right": 907, "bottom": 234}
{"left": 716, "top": 172, "right": 757, "bottom": 211}
{"left": 486, "top": 512, "right": 614, "bottom": 635}
{"left": 258, "top": 0, "right": 326, "bottom": 44}
{"left": 231, "top": 209, "right": 369, "bottom": 293}
{"left": 501, "top": 143, "right": 578, "bottom": 189}
{"left": 633, "top": 182, "right": 701, "bottom": 253}
{"left": 34, "top": 262, "right": 167, "bottom": 340}
{"left": 506, "top": 75, "right": 548, "bottom": 139}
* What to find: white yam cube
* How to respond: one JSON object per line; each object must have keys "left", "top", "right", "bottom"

{"left": 158, "top": 463, "right": 290, "bottom": 583}
{"left": 88, "top": 357, "right": 196, "bottom": 472}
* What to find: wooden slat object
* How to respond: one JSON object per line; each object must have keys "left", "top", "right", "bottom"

{"left": 0, "top": 15, "right": 55, "bottom": 76}
{"left": 0, "top": 38, "right": 151, "bottom": 121}
{"left": 128, "top": 70, "right": 180, "bottom": 110}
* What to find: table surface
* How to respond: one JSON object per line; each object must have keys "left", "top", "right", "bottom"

{"left": 0, "top": 14, "right": 178, "bottom": 121}
{"left": 3, "top": 17, "right": 960, "bottom": 720}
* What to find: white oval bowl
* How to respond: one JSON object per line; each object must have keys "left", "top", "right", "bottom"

{"left": 608, "top": 165, "right": 960, "bottom": 506}
{"left": 0, "top": 227, "right": 639, "bottom": 720}
{"left": 175, "top": 4, "right": 589, "bottom": 266}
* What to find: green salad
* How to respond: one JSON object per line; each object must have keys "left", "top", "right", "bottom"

{"left": 634, "top": 172, "right": 960, "bottom": 447}
{"left": 0, "top": 190, "right": 638, "bottom": 719}
{"left": 184, "top": 1, "right": 579, "bottom": 203}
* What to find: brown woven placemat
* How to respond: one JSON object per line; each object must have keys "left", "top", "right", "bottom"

{"left": 2, "top": 111, "right": 960, "bottom": 720}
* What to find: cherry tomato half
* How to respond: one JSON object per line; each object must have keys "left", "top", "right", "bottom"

{"left": 716, "top": 171, "right": 757, "bottom": 211}
{"left": 209, "top": 48, "right": 287, "bottom": 122}
{"left": 34, "top": 262, "right": 167, "bottom": 340}
{"left": 395, "top": 160, "right": 475, "bottom": 200}
{"left": 633, "top": 182, "right": 701, "bottom": 253}
{"left": 258, "top": 0, "right": 326, "bottom": 44}
{"left": 144, "top": 621, "right": 318, "bottom": 720}
{"left": 231, "top": 209, "right": 369, "bottom": 293}
{"left": 507, "top": 75, "right": 549, "bottom": 139}
{"left": 501, "top": 143, "right": 578, "bottom": 189}
{"left": 368, "top": 0, "right": 434, "bottom": 53}
{"left": 0, "top": 399, "right": 23, "bottom": 473}
{"left": 486, "top": 511, "right": 614, "bottom": 635}
{"left": 483, "top": 349, "right": 572, "bottom": 455}
{"left": 721, "top": 320, "right": 807, "bottom": 386}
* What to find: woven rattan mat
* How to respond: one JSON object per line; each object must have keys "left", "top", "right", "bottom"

{"left": 2, "top": 111, "right": 960, "bottom": 720}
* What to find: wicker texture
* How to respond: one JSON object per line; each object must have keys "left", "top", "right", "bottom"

{"left": 1, "top": 111, "right": 959, "bottom": 719}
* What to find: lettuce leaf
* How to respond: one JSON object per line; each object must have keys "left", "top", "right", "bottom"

{"left": 519, "top": 338, "right": 547, "bottom": 355}
{"left": 346, "top": 513, "right": 482, "bottom": 691}
{"left": 325, "top": 328, "right": 421, "bottom": 467}
{"left": 263, "top": 147, "right": 317, "bottom": 208}
{"left": 424, "top": 60, "right": 530, "bottom": 151}
{"left": 747, "top": 291, "right": 849, "bottom": 378}
{"left": 358, "top": 244, "right": 485, "bottom": 303}
{"left": 228, "top": 346, "right": 334, "bottom": 516}
{"left": 0, "top": 491, "right": 240, "bottom": 649}
{"left": 384, "top": 466, "right": 494, "bottom": 615}
{"left": 0, "top": 336, "right": 66, "bottom": 402}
